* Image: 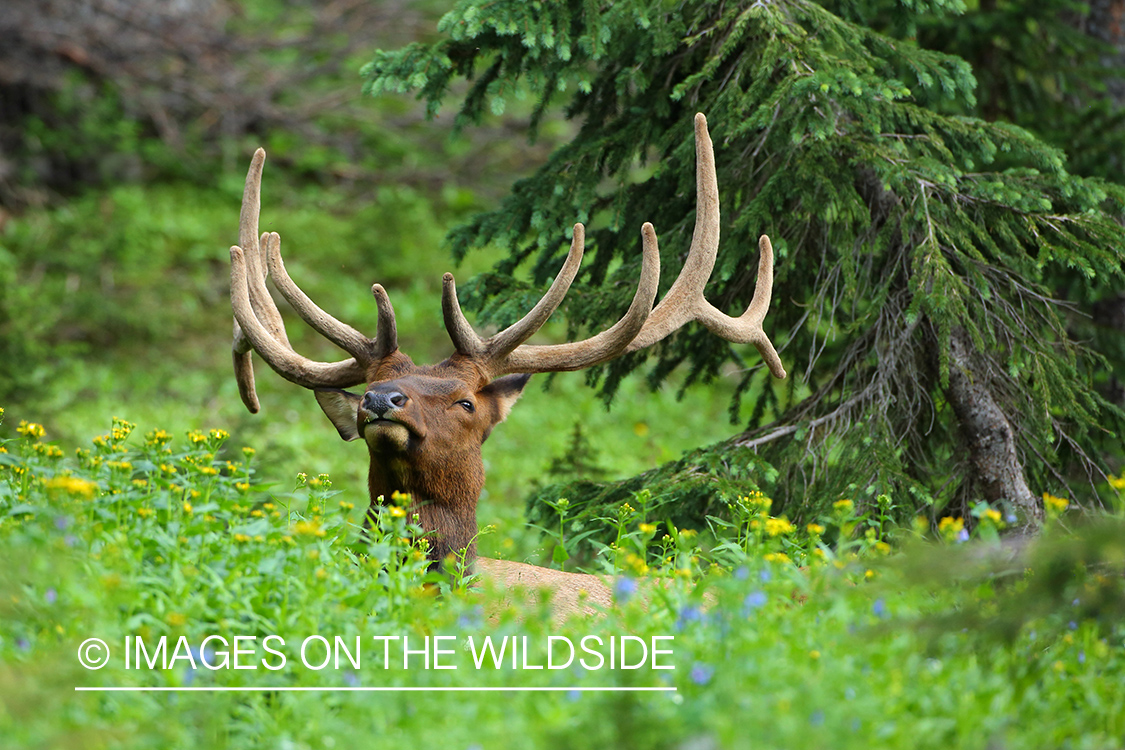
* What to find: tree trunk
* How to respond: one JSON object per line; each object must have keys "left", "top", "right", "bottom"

{"left": 944, "top": 328, "right": 1043, "bottom": 527}
{"left": 1083, "top": 0, "right": 1125, "bottom": 106}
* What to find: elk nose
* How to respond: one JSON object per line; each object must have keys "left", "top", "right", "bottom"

{"left": 363, "top": 390, "right": 408, "bottom": 417}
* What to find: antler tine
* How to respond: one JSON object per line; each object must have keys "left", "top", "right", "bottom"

{"left": 693, "top": 235, "right": 785, "bottom": 378}
{"left": 239, "top": 150, "right": 290, "bottom": 347}
{"left": 232, "top": 323, "right": 260, "bottom": 413}
{"left": 265, "top": 232, "right": 394, "bottom": 360}
{"left": 231, "top": 245, "right": 367, "bottom": 389}
{"left": 230, "top": 148, "right": 373, "bottom": 407}
{"left": 494, "top": 221, "right": 661, "bottom": 374}
{"left": 624, "top": 113, "right": 787, "bottom": 379}
{"left": 442, "top": 224, "right": 586, "bottom": 360}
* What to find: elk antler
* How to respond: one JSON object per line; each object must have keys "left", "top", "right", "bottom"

{"left": 231, "top": 113, "right": 784, "bottom": 413}
{"left": 229, "top": 149, "right": 394, "bottom": 412}
{"left": 440, "top": 113, "right": 787, "bottom": 379}
{"left": 440, "top": 222, "right": 662, "bottom": 374}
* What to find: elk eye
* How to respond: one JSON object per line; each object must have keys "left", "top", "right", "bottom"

{"left": 456, "top": 399, "right": 475, "bottom": 413}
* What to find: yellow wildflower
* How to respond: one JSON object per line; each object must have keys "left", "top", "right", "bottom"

{"left": 44, "top": 476, "right": 98, "bottom": 499}
{"left": 209, "top": 428, "right": 229, "bottom": 441}
{"left": 624, "top": 552, "right": 649, "bottom": 576}
{"left": 1108, "top": 474, "right": 1125, "bottom": 490}
{"left": 182, "top": 501, "right": 193, "bottom": 514}
{"left": 233, "top": 533, "right": 251, "bottom": 543}
{"left": 807, "top": 523, "right": 826, "bottom": 535}
{"left": 292, "top": 519, "right": 326, "bottom": 538}
{"left": 1043, "top": 493, "right": 1069, "bottom": 515}
{"left": 938, "top": 516, "right": 964, "bottom": 536}
{"left": 137, "top": 507, "right": 155, "bottom": 519}
{"left": 763, "top": 552, "right": 791, "bottom": 564}
{"left": 146, "top": 429, "right": 172, "bottom": 447}
{"left": 639, "top": 523, "right": 657, "bottom": 535}
{"left": 236, "top": 482, "right": 250, "bottom": 492}
{"left": 17, "top": 421, "right": 45, "bottom": 439}
{"left": 339, "top": 501, "right": 355, "bottom": 511}
{"left": 764, "top": 517, "right": 795, "bottom": 537}
{"left": 166, "top": 612, "right": 187, "bottom": 628}
{"left": 982, "top": 508, "right": 1002, "bottom": 525}
{"left": 389, "top": 506, "right": 407, "bottom": 518}
{"left": 187, "top": 430, "right": 206, "bottom": 445}
{"left": 833, "top": 499, "right": 854, "bottom": 513}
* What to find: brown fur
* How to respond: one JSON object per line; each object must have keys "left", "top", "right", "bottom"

{"left": 316, "top": 352, "right": 529, "bottom": 566}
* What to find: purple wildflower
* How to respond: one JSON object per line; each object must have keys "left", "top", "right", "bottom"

{"left": 44, "top": 588, "right": 57, "bottom": 605}
{"left": 614, "top": 577, "right": 637, "bottom": 602}
{"left": 743, "top": 590, "right": 768, "bottom": 615}
{"left": 872, "top": 598, "right": 888, "bottom": 618}
{"left": 676, "top": 606, "right": 704, "bottom": 631}
{"left": 458, "top": 605, "right": 484, "bottom": 630}
{"left": 956, "top": 528, "right": 970, "bottom": 543}
{"left": 689, "top": 662, "right": 714, "bottom": 685}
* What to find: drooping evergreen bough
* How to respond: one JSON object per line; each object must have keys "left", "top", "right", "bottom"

{"left": 363, "top": 0, "right": 1125, "bottom": 546}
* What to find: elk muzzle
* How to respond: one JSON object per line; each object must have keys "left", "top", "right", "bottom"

{"left": 362, "top": 390, "right": 408, "bottom": 421}
{"left": 360, "top": 386, "right": 418, "bottom": 448}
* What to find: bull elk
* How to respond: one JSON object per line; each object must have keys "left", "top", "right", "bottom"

{"left": 228, "top": 114, "right": 786, "bottom": 605}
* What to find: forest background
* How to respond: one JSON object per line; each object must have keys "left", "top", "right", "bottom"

{"left": 2, "top": 0, "right": 1124, "bottom": 550}
{"left": 3, "top": 1, "right": 1125, "bottom": 747}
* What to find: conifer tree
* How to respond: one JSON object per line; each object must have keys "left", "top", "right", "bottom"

{"left": 363, "top": 0, "right": 1125, "bottom": 535}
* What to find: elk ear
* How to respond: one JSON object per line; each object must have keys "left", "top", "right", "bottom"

{"left": 481, "top": 373, "right": 532, "bottom": 424}
{"left": 314, "top": 388, "right": 363, "bottom": 441}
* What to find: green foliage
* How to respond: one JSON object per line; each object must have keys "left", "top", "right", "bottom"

{"left": 528, "top": 441, "right": 777, "bottom": 560}
{"left": 846, "top": 0, "right": 1125, "bottom": 183}
{"left": 543, "top": 422, "right": 611, "bottom": 483}
{"left": 3, "top": 412, "right": 1125, "bottom": 747}
{"left": 365, "top": 0, "right": 1125, "bottom": 521}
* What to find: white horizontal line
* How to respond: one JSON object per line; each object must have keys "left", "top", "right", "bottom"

{"left": 75, "top": 686, "right": 676, "bottom": 693}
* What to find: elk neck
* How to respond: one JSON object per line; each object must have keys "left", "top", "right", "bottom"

{"left": 363, "top": 354, "right": 493, "bottom": 566}
{"left": 366, "top": 441, "right": 484, "bottom": 566}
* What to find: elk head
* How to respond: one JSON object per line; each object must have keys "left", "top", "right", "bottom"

{"left": 229, "top": 113, "right": 786, "bottom": 569}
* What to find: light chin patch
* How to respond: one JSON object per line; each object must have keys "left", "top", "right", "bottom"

{"left": 366, "top": 421, "right": 410, "bottom": 450}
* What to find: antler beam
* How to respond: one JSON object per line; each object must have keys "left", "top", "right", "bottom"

{"left": 229, "top": 149, "right": 392, "bottom": 411}
{"left": 438, "top": 113, "right": 786, "bottom": 380}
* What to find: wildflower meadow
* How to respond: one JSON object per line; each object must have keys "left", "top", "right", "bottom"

{"left": 2, "top": 408, "right": 1123, "bottom": 748}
